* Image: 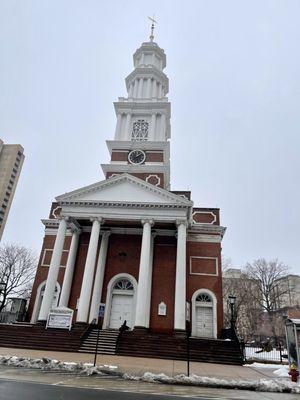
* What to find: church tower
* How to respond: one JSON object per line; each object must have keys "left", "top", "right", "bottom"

{"left": 102, "top": 36, "right": 170, "bottom": 189}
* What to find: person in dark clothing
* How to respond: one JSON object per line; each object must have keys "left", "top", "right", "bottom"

{"left": 119, "top": 320, "right": 129, "bottom": 333}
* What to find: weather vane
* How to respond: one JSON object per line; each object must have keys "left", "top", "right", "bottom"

{"left": 148, "top": 15, "right": 157, "bottom": 42}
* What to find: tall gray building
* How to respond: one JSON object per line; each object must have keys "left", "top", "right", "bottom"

{"left": 0, "top": 139, "right": 24, "bottom": 241}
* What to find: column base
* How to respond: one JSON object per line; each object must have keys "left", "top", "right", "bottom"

{"left": 173, "top": 329, "right": 187, "bottom": 338}
{"left": 36, "top": 320, "right": 47, "bottom": 326}
{"left": 133, "top": 326, "right": 149, "bottom": 333}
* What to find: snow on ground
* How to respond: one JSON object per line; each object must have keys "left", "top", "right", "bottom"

{"left": 246, "top": 362, "right": 290, "bottom": 378}
{"left": 245, "top": 347, "right": 288, "bottom": 362}
{"left": 0, "top": 355, "right": 299, "bottom": 394}
{"left": 246, "top": 362, "right": 287, "bottom": 369}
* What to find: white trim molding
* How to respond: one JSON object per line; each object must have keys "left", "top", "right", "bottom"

{"left": 191, "top": 288, "right": 217, "bottom": 339}
{"left": 192, "top": 211, "right": 217, "bottom": 225}
{"left": 41, "top": 248, "right": 69, "bottom": 268}
{"left": 145, "top": 174, "right": 161, "bottom": 186}
{"left": 189, "top": 256, "right": 218, "bottom": 276}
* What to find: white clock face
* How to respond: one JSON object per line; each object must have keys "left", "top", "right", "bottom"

{"left": 128, "top": 149, "right": 146, "bottom": 165}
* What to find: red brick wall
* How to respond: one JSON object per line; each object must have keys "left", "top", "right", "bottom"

{"left": 186, "top": 241, "right": 223, "bottom": 336}
{"left": 28, "top": 231, "right": 224, "bottom": 337}
{"left": 150, "top": 236, "right": 177, "bottom": 333}
{"left": 100, "top": 234, "right": 141, "bottom": 304}
{"left": 106, "top": 172, "right": 164, "bottom": 188}
{"left": 111, "top": 151, "right": 163, "bottom": 163}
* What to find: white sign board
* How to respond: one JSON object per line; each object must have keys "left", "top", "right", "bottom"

{"left": 46, "top": 307, "right": 74, "bottom": 330}
{"left": 98, "top": 303, "right": 105, "bottom": 318}
{"left": 158, "top": 301, "right": 167, "bottom": 316}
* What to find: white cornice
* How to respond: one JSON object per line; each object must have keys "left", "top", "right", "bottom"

{"left": 187, "top": 234, "right": 223, "bottom": 243}
{"left": 125, "top": 68, "right": 169, "bottom": 92}
{"left": 189, "top": 224, "right": 226, "bottom": 238}
{"left": 106, "top": 140, "right": 170, "bottom": 154}
{"left": 114, "top": 101, "right": 171, "bottom": 116}
{"left": 101, "top": 163, "right": 169, "bottom": 174}
{"left": 56, "top": 173, "right": 192, "bottom": 207}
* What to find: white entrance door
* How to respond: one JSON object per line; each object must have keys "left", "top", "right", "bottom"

{"left": 109, "top": 294, "right": 133, "bottom": 329}
{"left": 196, "top": 306, "right": 213, "bottom": 337}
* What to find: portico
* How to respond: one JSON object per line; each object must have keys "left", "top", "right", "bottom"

{"left": 37, "top": 173, "right": 192, "bottom": 331}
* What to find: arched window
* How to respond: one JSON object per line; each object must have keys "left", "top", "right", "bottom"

{"left": 196, "top": 293, "right": 212, "bottom": 303}
{"left": 113, "top": 279, "right": 134, "bottom": 291}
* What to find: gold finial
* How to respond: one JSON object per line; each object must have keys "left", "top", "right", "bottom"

{"left": 148, "top": 15, "right": 157, "bottom": 42}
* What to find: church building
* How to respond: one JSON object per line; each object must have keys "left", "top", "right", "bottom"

{"left": 28, "top": 30, "right": 226, "bottom": 340}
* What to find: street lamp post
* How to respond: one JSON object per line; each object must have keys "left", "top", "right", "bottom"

{"left": 228, "top": 295, "right": 237, "bottom": 340}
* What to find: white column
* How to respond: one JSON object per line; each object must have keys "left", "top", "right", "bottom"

{"left": 145, "top": 233, "right": 155, "bottom": 328}
{"left": 128, "top": 83, "right": 133, "bottom": 98}
{"left": 174, "top": 220, "right": 187, "bottom": 331}
{"left": 38, "top": 217, "right": 68, "bottom": 320}
{"left": 158, "top": 83, "right": 162, "bottom": 98}
{"left": 150, "top": 113, "right": 156, "bottom": 140}
{"left": 138, "top": 78, "right": 143, "bottom": 98}
{"left": 141, "top": 53, "right": 145, "bottom": 65}
{"left": 89, "top": 232, "right": 110, "bottom": 322}
{"left": 147, "top": 78, "right": 152, "bottom": 98}
{"left": 152, "top": 80, "right": 157, "bottom": 98}
{"left": 77, "top": 218, "right": 102, "bottom": 323}
{"left": 134, "top": 219, "right": 154, "bottom": 328}
{"left": 124, "top": 113, "right": 131, "bottom": 140}
{"left": 115, "top": 113, "right": 122, "bottom": 139}
{"left": 161, "top": 113, "right": 166, "bottom": 140}
{"left": 59, "top": 228, "right": 81, "bottom": 307}
{"left": 133, "top": 79, "right": 139, "bottom": 98}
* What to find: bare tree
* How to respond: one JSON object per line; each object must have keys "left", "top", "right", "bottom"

{"left": 245, "top": 259, "right": 290, "bottom": 314}
{"left": 223, "top": 266, "right": 261, "bottom": 341}
{"left": 245, "top": 258, "right": 290, "bottom": 338}
{"left": 0, "top": 244, "right": 37, "bottom": 312}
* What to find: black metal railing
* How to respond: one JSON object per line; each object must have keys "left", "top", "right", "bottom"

{"left": 244, "top": 339, "right": 288, "bottom": 363}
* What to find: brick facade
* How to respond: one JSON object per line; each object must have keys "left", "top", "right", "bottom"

{"left": 29, "top": 205, "right": 224, "bottom": 336}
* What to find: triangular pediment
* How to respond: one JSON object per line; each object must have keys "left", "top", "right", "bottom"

{"left": 56, "top": 174, "right": 192, "bottom": 207}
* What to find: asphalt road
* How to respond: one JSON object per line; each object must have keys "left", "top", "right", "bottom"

{"left": 0, "top": 379, "right": 209, "bottom": 400}
{"left": 0, "top": 368, "right": 298, "bottom": 400}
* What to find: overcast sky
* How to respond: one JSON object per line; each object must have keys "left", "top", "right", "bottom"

{"left": 1, "top": 1, "right": 299, "bottom": 274}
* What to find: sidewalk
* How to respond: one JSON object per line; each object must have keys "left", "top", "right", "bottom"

{"left": 0, "top": 346, "right": 277, "bottom": 381}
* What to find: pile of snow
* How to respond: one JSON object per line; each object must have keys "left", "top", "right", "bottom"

{"left": 0, "top": 355, "right": 299, "bottom": 394}
{"left": 246, "top": 362, "right": 286, "bottom": 369}
{"left": 124, "top": 372, "right": 300, "bottom": 393}
{"left": 0, "top": 355, "right": 120, "bottom": 377}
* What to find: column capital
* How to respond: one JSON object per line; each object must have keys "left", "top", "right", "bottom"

{"left": 141, "top": 218, "right": 154, "bottom": 227}
{"left": 58, "top": 215, "right": 70, "bottom": 222}
{"left": 101, "top": 231, "right": 111, "bottom": 238}
{"left": 69, "top": 218, "right": 81, "bottom": 233}
{"left": 70, "top": 226, "right": 82, "bottom": 234}
{"left": 176, "top": 219, "right": 188, "bottom": 228}
{"left": 90, "top": 217, "right": 104, "bottom": 224}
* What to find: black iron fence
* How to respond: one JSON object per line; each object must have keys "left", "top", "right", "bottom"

{"left": 244, "top": 340, "right": 288, "bottom": 363}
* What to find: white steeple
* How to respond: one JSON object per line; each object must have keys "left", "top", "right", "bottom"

{"left": 113, "top": 39, "right": 171, "bottom": 142}
{"left": 102, "top": 35, "right": 171, "bottom": 189}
